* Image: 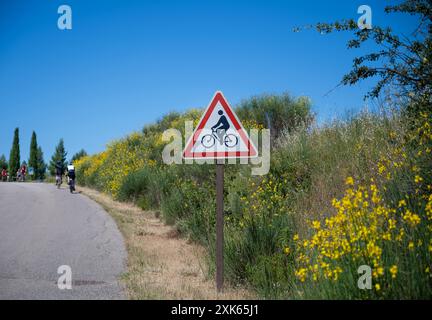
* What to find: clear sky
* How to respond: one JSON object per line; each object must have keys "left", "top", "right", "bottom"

{"left": 0, "top": 0, "right": 419, "bottom": 163}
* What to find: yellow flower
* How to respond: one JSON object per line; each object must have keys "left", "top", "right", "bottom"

{"left": 382, "top": 233, "right": 392, "bottom": 241}
{"left": 408, "top": 241, "right": 415, "bottom": 250}
{"left": 295, "top": 268, "right": 307, "bottom": 282}
{"left": 390, "top": 265, "right": 398, "bottom": 279}
{"left": 373, "top": 266, "right": 384, "bottom": 278}
{"left": 403, "top": 210, "right": 421, "bottom": 227}
{"left": 375, "top": 283, "right": 381, "bottom": 291}
{"left": 312, "top": 220, "right": 321, "bottom": 230}
{"left": 415, "top": 175, "right": 423, "bottom": 184}
{"left": 396, "top": 228, "right": 405, "bottom": 241}
{"left": 398, "top": 199, "right": 407, "bottom": 207}
{"left": 388, "top": 218, "right": 396, "bottom": 230}
{"left": 284, "top": 247, "right": 291, "bottom": 255}
{"left": 345, "top": 176, "right": 354, "bottom": 186}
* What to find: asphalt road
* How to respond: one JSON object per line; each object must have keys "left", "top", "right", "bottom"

{"left": 0, "top": 183, "right": 127, "bottom": 299}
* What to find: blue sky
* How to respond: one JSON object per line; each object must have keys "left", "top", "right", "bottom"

{"left": 0, "top": 0, "right": 419, "bottom": 162}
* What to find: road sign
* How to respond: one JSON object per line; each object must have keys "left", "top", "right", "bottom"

{"left": 182, "top": 92, "right": 259, "bottom": 293}
{"left": 183, "top": 91, "right": 258, "bottom": 160}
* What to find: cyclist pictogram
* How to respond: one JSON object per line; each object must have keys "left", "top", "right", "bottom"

{"left": 201, "top": 110, "right": 239, "bottom": 148}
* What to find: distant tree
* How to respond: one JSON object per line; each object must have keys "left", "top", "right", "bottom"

{"left": 28, "top": 131, "right": 38, "bottom": 179}
{"left": 36, "top": 147, "right": 46, "bottom": 180}
{"left": 49, "top": 139, "right": 67, "bottom": 176}
{"left": 0, "top": 154, "right": 7, "bottom": 170}
{"left": 8, "top": 128, "right": 20, "bottom": 179}
{"left": 236, "top": 93, "right": 314, "bottom": 141}
{"left": 296, "top": 0, "right": 431, "bottom": 114}
{"left": 70, "top": 149, "right": 87, "bottom": 164}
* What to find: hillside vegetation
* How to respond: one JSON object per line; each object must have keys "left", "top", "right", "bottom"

{"left": 75, "top": 93, "right": 431, "bottom": 299}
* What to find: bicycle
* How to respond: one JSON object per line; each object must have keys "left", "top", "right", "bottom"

{"left": 55, "top": 175, "right": 62, "bottom": 189}
{"left": 201, "top": 129, "right": 239, "bottom": 149}
{"left": 67, "top": 176, "right": 75, "bottom": 193}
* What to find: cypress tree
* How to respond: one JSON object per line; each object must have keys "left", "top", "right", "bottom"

{"left": 28, "top": 131, "right": 38, "bottom": 179}
{"left": 36, "top": 147, "right": 46, "bottom": 180}
{"left": 8, "top": 128, "right": 20, "bottom": 179}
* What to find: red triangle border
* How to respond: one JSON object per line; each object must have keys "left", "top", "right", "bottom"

{"left": 183, "top": 92, "right": 258, "bottom": 159}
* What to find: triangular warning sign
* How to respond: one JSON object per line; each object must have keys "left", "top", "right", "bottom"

{"left": 183, "top": 91, "right": 258, "bottom": 159}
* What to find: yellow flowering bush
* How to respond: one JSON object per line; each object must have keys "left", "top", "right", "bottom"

{"left": 292, "top": 112, "right": 432, "bottom": 298}
{"left": 75, "top": 132, "right": 151, "bottom": 198}
{"left": 237, "top": 174, "right": 289, "bottom": 227}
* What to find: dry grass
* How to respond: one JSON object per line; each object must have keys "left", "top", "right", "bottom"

{"left": 79, "top": 186, "right": 255, "bottom": 300}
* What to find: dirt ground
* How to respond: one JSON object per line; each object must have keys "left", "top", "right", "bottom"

{"left": 79, "top": 186, "right": 255, "bottom": 300}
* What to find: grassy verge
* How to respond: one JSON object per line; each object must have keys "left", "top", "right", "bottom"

{"left": 78, "top": 186, "right": 255, "bottom": 300}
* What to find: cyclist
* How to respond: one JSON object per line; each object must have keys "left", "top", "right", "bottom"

{"left": 66, "top": 164, "right": 76, "bottom": 193}
{"left": 20, "top": 164, "right": 27, "bottom": 182}
{"left": 55, "top": 161, "right": 64, "bottom": 188}
{"left": 1, "top": 168, "right": 7, "bottom": 182}
{"left": 211, "top": 110, "right": 230, "bottom": 144}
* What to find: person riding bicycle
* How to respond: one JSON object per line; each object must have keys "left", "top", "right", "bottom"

{"left": 66, "top": 164, "right": 76, "bottom": 193}
{"left": 1, "top": 168, "right": 7, "bottom": 182}
{"left": 211, "top": 110, "right": 230, "bottom": 145}
{"left": 20, "top": 164, "right": 27, "bottom": 182}
{"left": 55, "top": 161, "right": 64, "bottom": 188}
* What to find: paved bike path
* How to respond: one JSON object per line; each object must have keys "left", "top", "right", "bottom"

{"left": 0, "top": 183, "right": 126, "bottom": 299}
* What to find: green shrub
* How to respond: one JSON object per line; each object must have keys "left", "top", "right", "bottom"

{"left": 246, "top": 254, "right": 293, "bottom": 299}
{"left": 236, "top": 93, "right": 314, "bottom": 140}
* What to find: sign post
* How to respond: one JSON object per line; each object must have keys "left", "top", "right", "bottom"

{"left": 183, "top": 91, "right": 258, "bottom": 292}
{"left": 216, "top": 163, "right": 224, "bottom": 291}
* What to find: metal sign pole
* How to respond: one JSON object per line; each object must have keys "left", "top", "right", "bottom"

{"left": 216, "top": 163, "right": 224, "bottom": 292}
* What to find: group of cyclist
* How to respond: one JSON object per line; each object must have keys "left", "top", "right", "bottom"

{"left": 0, "top": 161, "right": 76, "bottom": 193}
{"left": 55, "top": 161, "right": 76, "bottom": 193}
{"left": 0, "top": 164, "right": 27, "bottom": 182}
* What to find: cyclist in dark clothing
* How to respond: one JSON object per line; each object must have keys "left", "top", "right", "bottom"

{"left": 67, "top": 165, "right": 75, "bottom": 180}
{"left": 55, "top": 161, "right": 64, "bottom": 188}
{"left": 66, "top": 164, "right": 76, "bottom": 193}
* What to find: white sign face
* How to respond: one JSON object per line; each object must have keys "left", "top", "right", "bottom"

{"left": 183, "top": 91, "right": 258, "bottom": 159}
